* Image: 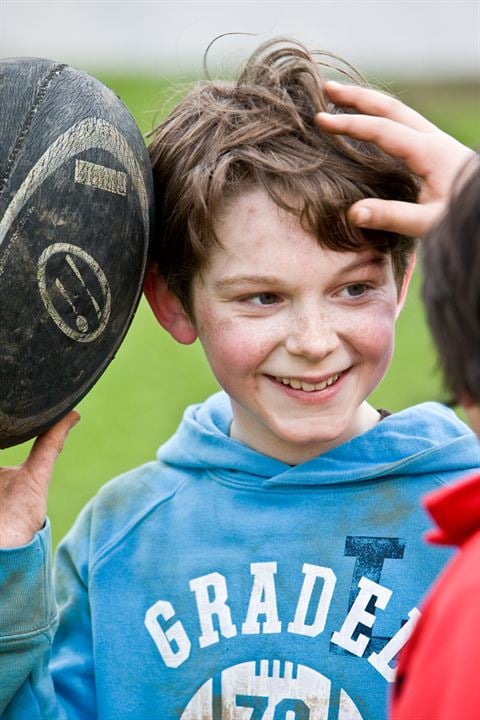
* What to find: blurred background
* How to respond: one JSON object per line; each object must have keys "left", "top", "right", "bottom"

{"left": 1, "top": 0, "right": 479, "bottom": 546}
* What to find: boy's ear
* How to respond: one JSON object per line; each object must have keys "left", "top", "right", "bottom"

{"left": 143, "top": 267, "right": 197, "bottom": 345}
{"left": 395, "top": 253, "right": 417, "bottom": 318}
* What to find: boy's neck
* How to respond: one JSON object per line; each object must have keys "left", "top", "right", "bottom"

{"left": 229, "top": 401, "right": 382, "bottom": 466}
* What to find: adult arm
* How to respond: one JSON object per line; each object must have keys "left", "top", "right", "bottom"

{"left": 316, "top": 82, "right": 476, "bottom": 237}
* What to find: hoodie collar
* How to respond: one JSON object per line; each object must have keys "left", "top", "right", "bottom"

{"left": 158, "top": 391, "right": 480, "bottom": 489}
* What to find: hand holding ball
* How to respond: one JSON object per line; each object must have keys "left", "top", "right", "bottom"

{"left": 0, "top": 58, "right": 154, "bottom": 448}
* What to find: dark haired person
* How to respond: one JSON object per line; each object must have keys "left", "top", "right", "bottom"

{"left": 318, "top": 84, "right": 480, "bottom": 719}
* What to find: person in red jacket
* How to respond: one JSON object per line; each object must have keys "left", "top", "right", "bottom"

{"left": 317, "top": 82, "right": 480, "bottom": 720}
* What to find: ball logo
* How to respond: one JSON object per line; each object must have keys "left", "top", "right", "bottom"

{"left": 181, "top": 659, "right": 364, "bottom": 719}
{"left": 0, "top": 117, "right": 149, "bottom": 255}
{"left": 37, "top": 242, "right": 111, "bottom": 342}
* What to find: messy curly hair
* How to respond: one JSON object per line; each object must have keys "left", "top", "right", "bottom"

{"left": 148, "top": 37, "right": 418, "bottom": 313}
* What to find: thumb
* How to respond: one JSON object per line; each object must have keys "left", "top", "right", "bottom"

{"left": 24, "top": 410, "right": 80, "bottom": 484}
{"left": 348, "top": 199, "right": 444, "bottom": 238}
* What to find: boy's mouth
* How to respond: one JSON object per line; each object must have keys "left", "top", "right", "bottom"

{"left": 273, "top": 372, "right": 342, "bottom": 393}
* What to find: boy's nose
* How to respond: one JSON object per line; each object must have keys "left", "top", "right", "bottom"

{"left": 284, "top": 311, "right": 339, "bottom": 361}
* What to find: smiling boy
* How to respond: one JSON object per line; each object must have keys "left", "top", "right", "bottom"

{"left": 150, "top": 189, "right": 403, "bottom": 465}
{"left": 1, "top": 39, "right": 479, "bottom": 720}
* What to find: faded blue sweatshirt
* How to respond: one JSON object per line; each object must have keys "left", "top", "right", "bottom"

{"left": 1, "top": 392, "right": 479, "bottom": 720}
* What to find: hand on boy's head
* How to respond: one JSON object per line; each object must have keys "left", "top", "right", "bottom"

{"left": 316, "top": 82, "right": 476, "bottom": 238}
{"left": 0, "top": 410, "right": 79, "bottom": 549}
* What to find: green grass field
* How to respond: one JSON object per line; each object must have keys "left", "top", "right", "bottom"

{"left": 1, "top": 74, "right": 478, "bottom": 547}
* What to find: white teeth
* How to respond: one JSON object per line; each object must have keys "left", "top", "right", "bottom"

{"left": 275, "top": 373, "right": 341, "bottom": 392}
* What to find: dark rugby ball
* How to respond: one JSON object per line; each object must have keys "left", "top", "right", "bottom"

{"left": 0, "top": 58, "right": 154, "bottom": 448}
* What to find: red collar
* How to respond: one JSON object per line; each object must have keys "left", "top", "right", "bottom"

{"left": 424, "top": 472, "right": 480, "bottom": 546}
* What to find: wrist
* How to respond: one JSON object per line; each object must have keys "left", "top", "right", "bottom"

{"left": 0, "top": 519, "right": 46, "bottom": 549}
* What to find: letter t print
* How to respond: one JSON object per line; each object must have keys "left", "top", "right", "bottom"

{"left": 330, "top": 536, "right": 405, "bottom": 656}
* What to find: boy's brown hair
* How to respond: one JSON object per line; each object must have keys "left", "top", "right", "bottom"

{"left": 148, "top": 37, "right": 418, "bottom": 313}
{"left": 422, "top": 156, "right": 480, "bottom": 405}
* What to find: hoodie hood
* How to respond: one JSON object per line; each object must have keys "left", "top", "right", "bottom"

{"left": 158, "top": 391, "right": 479, "bottom": 488}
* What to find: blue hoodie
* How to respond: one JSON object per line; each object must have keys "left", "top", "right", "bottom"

{"left": 1, "top": 392, "right": 479, "bottom": 720}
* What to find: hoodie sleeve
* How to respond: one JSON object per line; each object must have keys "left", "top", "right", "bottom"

{"left": 0, "top": 514, "right": 96, "bottom": 720}
{"left": 0, "top": 521, "right": 60, "bottom": 717}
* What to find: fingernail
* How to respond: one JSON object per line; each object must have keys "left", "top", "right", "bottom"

{"left": 69, "top": 411, "right": 81, "bottom": 428}
{"left": 355, "top": 208, "right": 372, "bottom": 226}
{"left": 315, "top": 111, "right": 332, "bottom": 121}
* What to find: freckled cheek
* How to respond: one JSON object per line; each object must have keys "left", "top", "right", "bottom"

{"left": 358, "top": 314, "right": 396, "bottom": 365}
{"left": 196, "top": 313, "right": 275, "bottom": 377}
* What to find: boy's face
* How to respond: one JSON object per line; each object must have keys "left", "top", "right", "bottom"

{"left": 186, "top": 189, "right": 410, "bottom": 464}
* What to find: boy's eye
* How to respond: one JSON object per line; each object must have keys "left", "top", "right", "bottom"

{"left": 249, "top": 292, "right": 279, "bottom": 306}
{"left": 344, "top": 283, "right": 368, "bottom": 298}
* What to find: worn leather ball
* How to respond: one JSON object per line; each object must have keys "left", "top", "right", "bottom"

{"left": 0, "top": 58, "right": 154, "bottom": 448}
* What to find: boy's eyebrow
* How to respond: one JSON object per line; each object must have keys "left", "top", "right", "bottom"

{"left": 338, "top": 255, "right": 387, "bottom": 274}
{"left": 213, "top": 256, "right": 387, "bottom": 291}
{"left": 214, "top": 275, "right": 280, "bottom": 290}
